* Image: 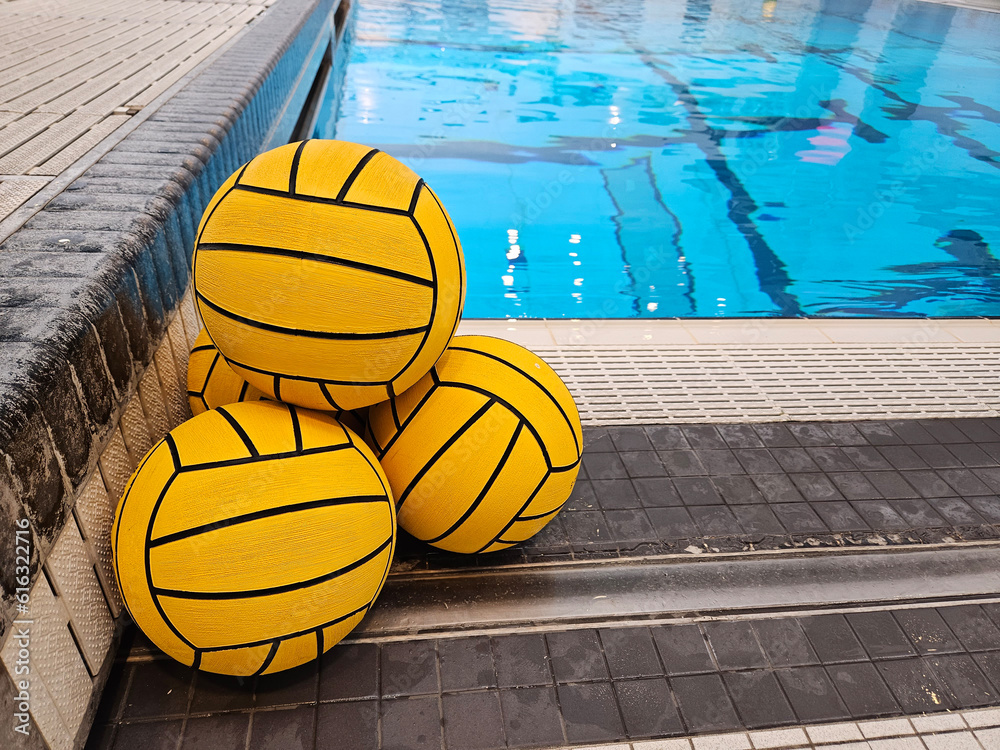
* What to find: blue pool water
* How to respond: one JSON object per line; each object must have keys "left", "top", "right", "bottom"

{"left": 316, "top": 0, "right": 1000, "bottom": 318}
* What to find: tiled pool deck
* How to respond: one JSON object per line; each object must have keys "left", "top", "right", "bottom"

{"left": 86, "top": 603, "right": 1000, "bottom": 749}
{"left": 1, "top": 0, "right": 999, "bottom": 749}
{"left": 398, "top": 419, "right": 1000, "bottom": 569}
{"left": 85, "top": 416, "right": 1000, "bottom": 749}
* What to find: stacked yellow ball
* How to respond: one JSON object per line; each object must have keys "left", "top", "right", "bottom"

{"left": 112, "top": 140, "right": 581, "bottom": 677}
{"left": 369, "top": 335, "right": 581, "bottom": 554}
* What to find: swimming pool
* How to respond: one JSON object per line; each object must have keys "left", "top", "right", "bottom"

{"left": 316, "top": 0, "right": 1000, "bottom": 319}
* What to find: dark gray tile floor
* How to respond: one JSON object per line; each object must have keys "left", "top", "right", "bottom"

{"left": 89, "top": 603, "right": 1000, "bottom": 749}
{"left": 86, "top": 418, "right": 1000, "bottom": 749}
{"left": 396, "top": 419, "right": 1000, "bottom": 569}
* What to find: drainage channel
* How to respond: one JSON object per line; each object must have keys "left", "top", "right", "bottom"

{"left": 352, "top": 543, "right": 1000, "bottom": 641}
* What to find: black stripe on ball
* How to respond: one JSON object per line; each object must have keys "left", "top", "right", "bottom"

{"left": 253, "top": 642, "right": 280, "bottom": 676}
{"left": 151, "top": 537, "right": 392, "bottom": 601}
{"left": 174, "top": 443, "right": 352, "bottom": 474}
{"left": 148, "top": 495, "right": 389, "bottom": 548}
{"left": 231, "top": 183, "right": 412, "bottom": 217}
{"left": 336, "top": 148, "right": 380, "bottom": 202}
{"left": 216, "top": 406, "right": 259, "bottom": 457}
{"left": 143, "top": 435, "right": 199, "bottom": 653}
{"left": 474, "top": 470, "right": 551, "bottom": 554}
{"left": 450, "top": 344, "right": 580, "bottom": 456}
{"left": 288, "top": 140, "right": 309, "bottom": 195}
{"left": 197, "top": 242, "right": 435, "bottom": 287}
{"left": 224, "top": 354, "right": 395, "bottom": 387}
{"left": 197, "top": 601, "right": 372, "bottom": 655}
{"left": 388, "top": 196, "right": 438, "bottom": 385}
{"left": 424, "top": 420, "right": 525, "bottom": 546}
{"left": 396, "top": 398, "right": 496, "bottom": 511}
{"left": 196, "top": 291, "right": 429, "bottom": 340}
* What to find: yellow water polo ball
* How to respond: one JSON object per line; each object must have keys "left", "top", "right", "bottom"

{"left": 193, "top": 139, "right": 465, "bottom": 411}
{"left": 112, "top": 401, "right": 395, "bottom": 676}
{"left": 187, "top": 328, "right": 268, "bottom": 415}
{"left": 368, "top": 336, "right": 582, "bottom": 554}
{"left": 187, "top": 329, "right": 369, "bottom": 434}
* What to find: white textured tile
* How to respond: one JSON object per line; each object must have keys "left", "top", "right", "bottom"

{"left": 911, "top": 713, "right": 967, "bottom": 733}
{"left": 1, "top": 578, "right": 91, "bottom": 744}
{"left": 976, "top": 727, "right": 1000, "bottom": 749}
{"left": 860, "top": 719, "right": 916, "bottom": 739}
{"left": 966, "top": 709, "right": 1000, "bottom": 729}
{"left": 74, "top": 471, "right": 122, "bottom": 616}
{"left": 119, "top": 396, "right": 153, "bottom": 465}
{"left": 179, "top": 288, "right": 201, "bottom": 350}
{"left": 921, "top": 730, "right": 981, "bottom": 750}
{"left": 457, "top": 319, "right": 557, "bottom": 346}
{"left": 941, "top": 323, "right": 1000, "bottom": 343}
{"left": 154, "top": 338, "right": 190, "bottom": 427}
{"left": 692, "top": 733, "right": 752, "bottom": 750}
{"left": 748, "top": 727, "right": 809, "bottom": 748}
{"left": 138, "top": 360, "right": 171, "bottom": 442}
{"left": 174, "top": 289, "right": 193, "bottom": 349}
{"left": 815, "top": 320, "right": 959, "bottom": 344}
{"left": 29, "top": 578, "right": 92, "bottom": 733}
{"left": 550, "top": 320, "right": 697, "bottom": 346}
{"left": 683, "top": 319, "right": 831, "bottom": 345}
{"left": 633, "top": 740, "right": 694, "bottom": 750}
{"left": 867, "top": 738, "right": 926, "bottom": 749}
{"left": 2, "top": 619, "right": 74, "bottom": 750}
{"left": 806, "top": 723, "right": 865, "bottom": 744}
{"left": 20, "top": 672, "right": 74, "bottom": 750}
{"left": 166, "top": 318, "right": 189, "bottom": 402}
{"left": 819, "top": 744, "right": 870, "bottom": 750}
{"left": 45, "top": 519, "right": 114, "bottom": 672}
{"left": 98, "top": 424, "right": 134, "bottom": 502}
{"left": 459, "top": 318, "right": 991, "bottom": 347}
{"left": 574, "top": 745, "right": 631, "bottom": 750}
